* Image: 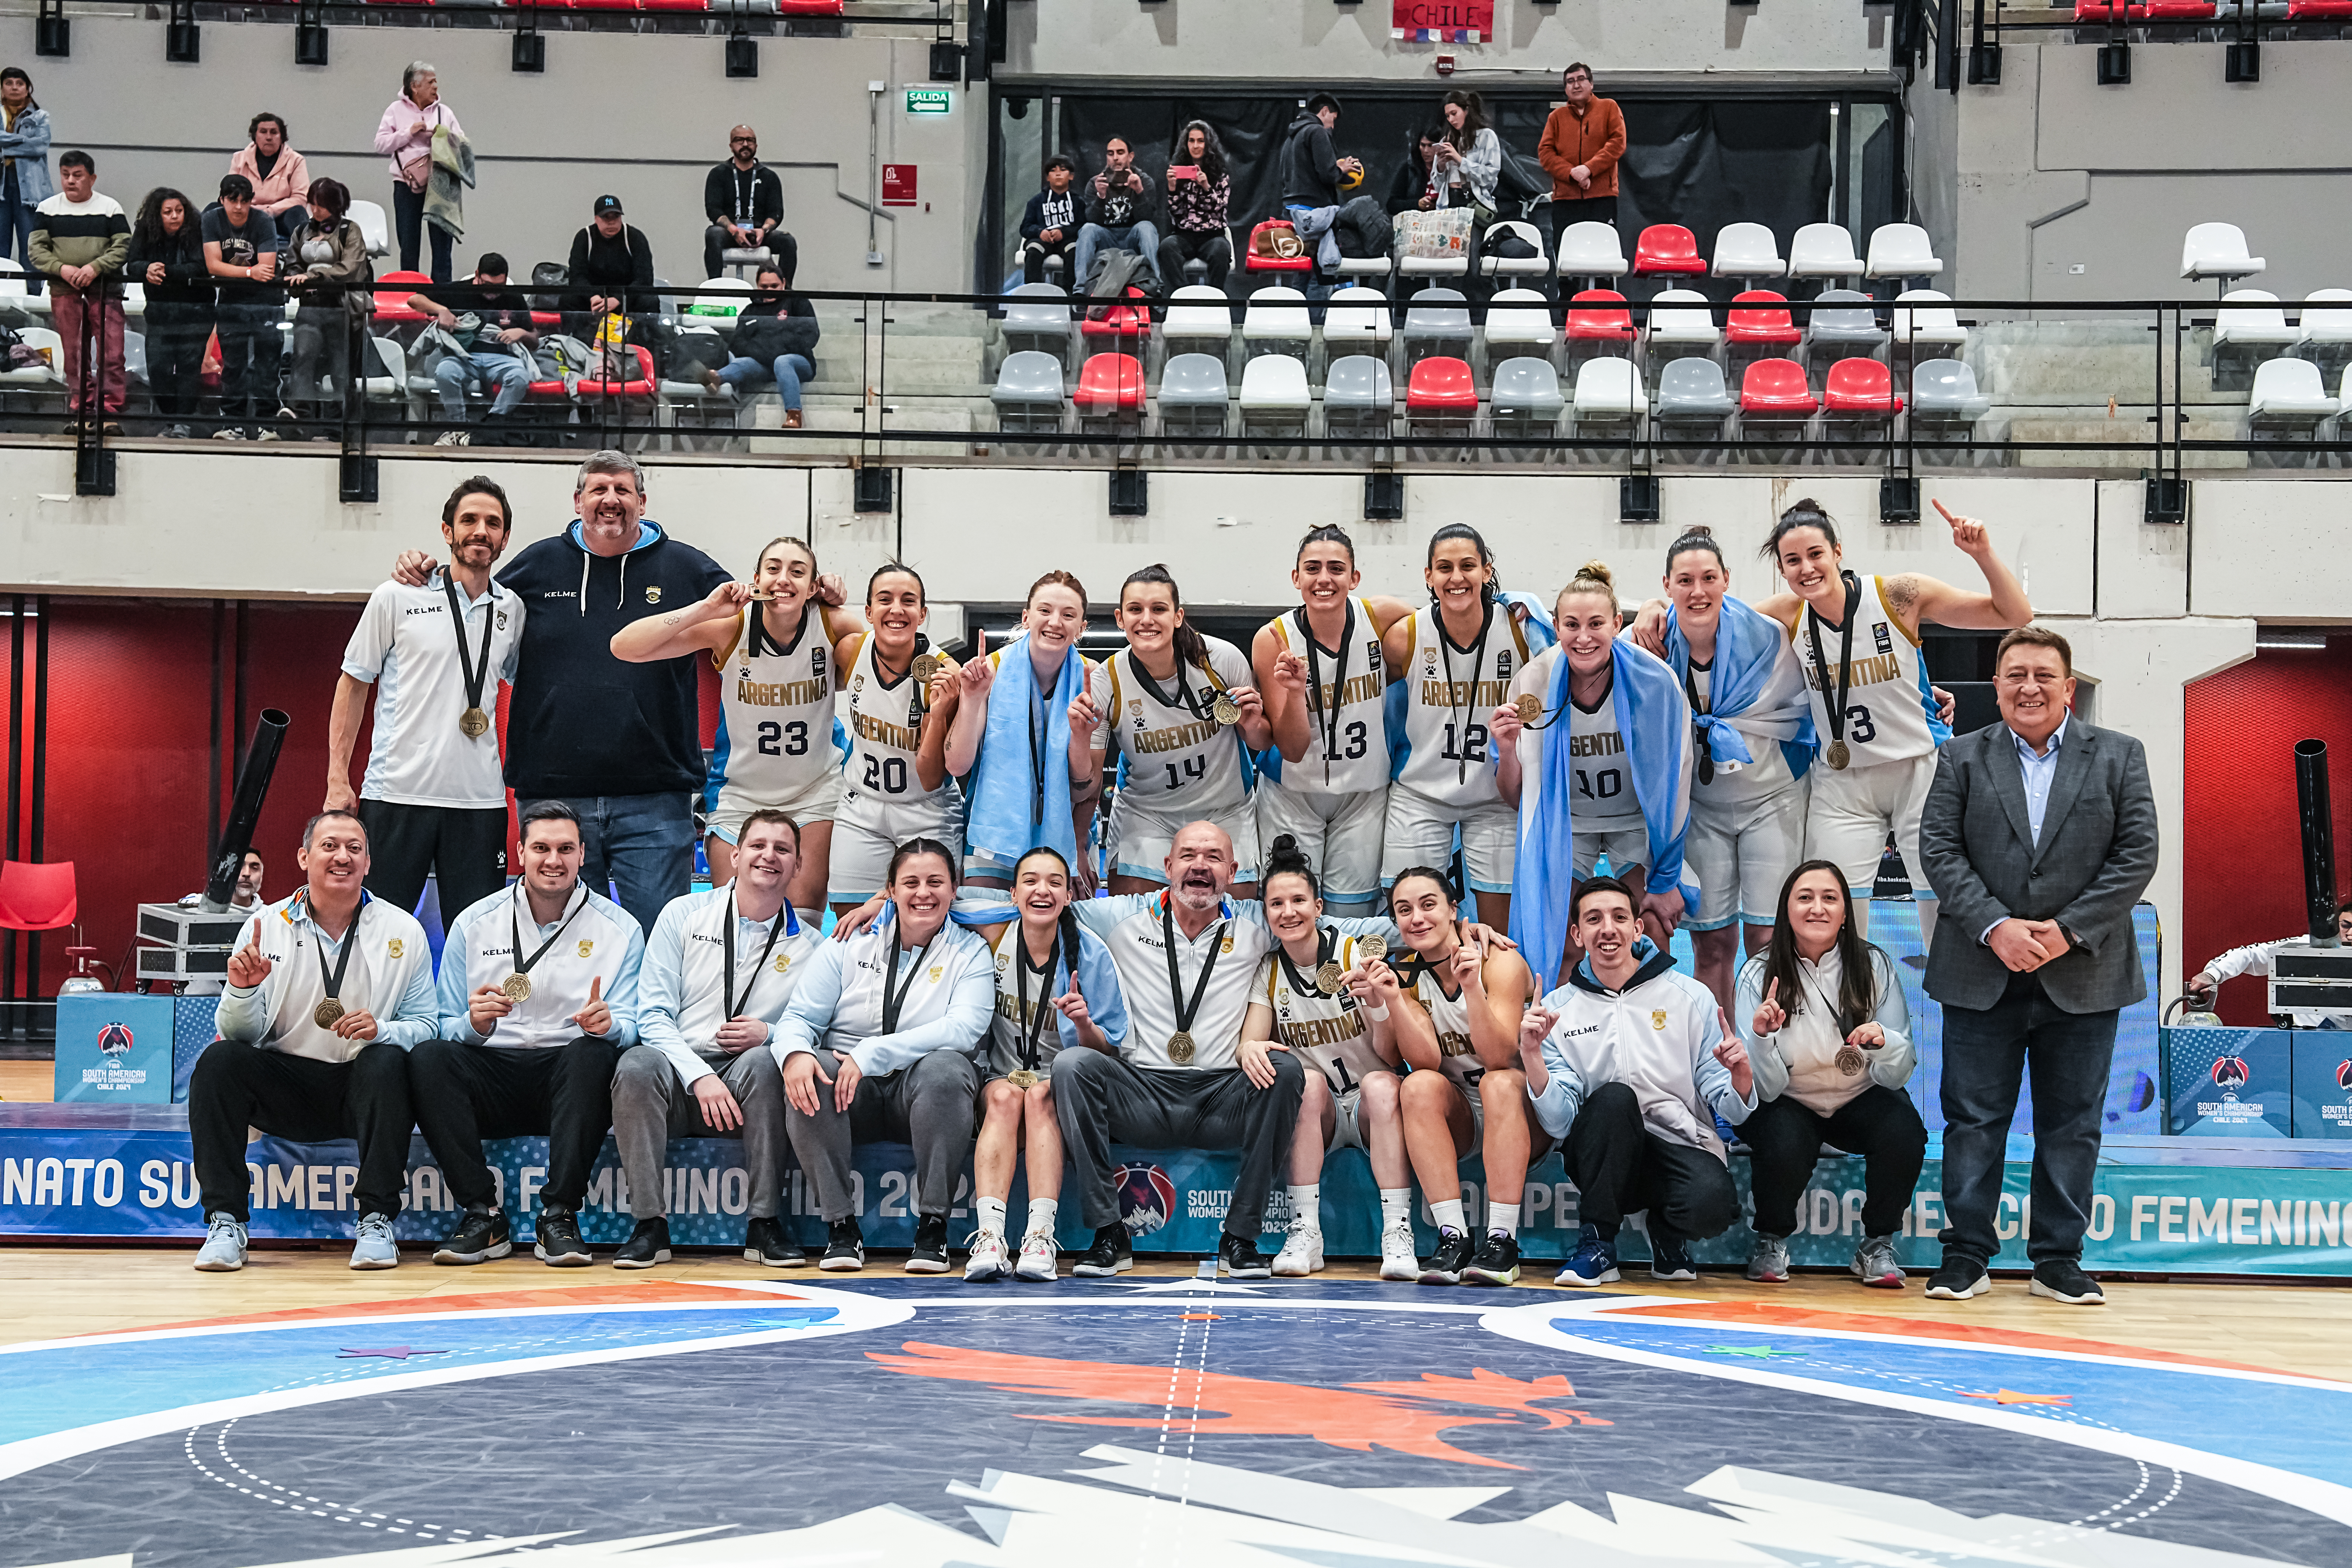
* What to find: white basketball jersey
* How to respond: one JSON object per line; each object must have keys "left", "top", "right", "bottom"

{"left": 1253, "top": 932, "right": 1390, "bottom": 1096}
{"left": 1553, "top": 652, "right": 1646, "bottom": 833}
{"left": 1686, "top": 658, "right": 1793, "bottom": 808}
{"left": 1088, "top": 637, "right": 1253, "bottom": 811}
{"left": 1404, "top": 961, "right": 1485, "bottom": 1092}
{"left": 1262, "top": 599, "right": 1390, "bottom": 798}
{"left": 1395, "top": 603, "right": 1531, "bottom": 809}
{"left": 708, "top": 604, "right": 845, "bottom": 812}
{"left": 984, "top": 922, "right": 1080, "bottom": 1078}
{"left": 839, "top": 634, "right": 962, "bottom": 834}
{"left": 1787, "top": 574, "right": 1947, "bottom": 767}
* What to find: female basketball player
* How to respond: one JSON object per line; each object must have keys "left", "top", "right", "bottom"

{"left": 945, "top": 570, "right": 1096, "bottom": 893}
{"left": 1077, "top": 565, "right": 1271, "bottom": 897}
{"left": 1239, "top": 834, "right": 1410, "bottom": 1279}
{"left": 611, "top": 535, "right": 859, "bottom": 923}
{"left": 1382, "top": 866, "right": 1544, "bottom": 1288}
{"left": 1381, "top": 524, "right": 1533, "bottom": 931}
{"left": 963, "top": 846, "right": 1129, "bottom": 1284}
{"left": 1251, "top": 526, "right": 1418, "bottom": 917}
{"left": 828, "top": 565, "right": 966, "bottom": 914}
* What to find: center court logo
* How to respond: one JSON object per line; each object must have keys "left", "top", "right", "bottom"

{"left": 1112, "top": 1162, "right": 1175, "bottom": 1237}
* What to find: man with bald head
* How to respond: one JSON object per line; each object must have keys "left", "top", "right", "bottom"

{"left": 703, "top": 126, "right": 796, "bottom": 285}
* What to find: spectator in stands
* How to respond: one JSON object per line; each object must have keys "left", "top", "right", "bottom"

{"left": 1538, "top": 63, "right": 1626, "bottom": 230}
{"left": 202, "top": 172, "right": 285, "bottom": 441}
{"left": 702, "top": 125, "right": 795, "bottom": 286}
{"left": 1432, "top": 91, "right": 1501, "bottom": 224}
{"left": 282, "top": 177, "right": 373, "bottom": 438}
{"left": 228, "top": 113, "right": 311, "bottom": 240}
{"left": 374, "top": 60, "right": 459, "bottom": 282}
{"left": 408, "top": 253, "right": 538, "bottom": 446}
{"left": 1017, "top": 155, "right": 1079, "bottom": 286}
{"left": 697, "top": 263, "right": 818, "bottom": 431}
{"left": 31, "top": 150, "right": 129, "bottom": 430}
{"left": 1156, "top": 121, "right": 1232, "bottom": 292}
{"left": 1073, "top": 138, "right": 1162, "bottom": 292}
{"left": 0, "top": 67, "right": 52, "bottom": 294}
{"left": 1279, "top": 93, "right": 1363, "bottom": 216}
{"left": 1384, "top": 126, "right": 1442, "bottom": 218}
{"left": 568, "top": 193, "right": 655, "bottom": 338}
{"left": 128, "top": 189, "right": 211, "bottom": 438}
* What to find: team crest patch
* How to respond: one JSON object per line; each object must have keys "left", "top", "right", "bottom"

{"left": 854, "top": 674, "right": 865, "bottom": 694}
{"left": 928, "top": 966, "right": 944, "bottom": 983}
{"left": 774, "top": 953, "right": 791, "bottom": 974}
{"left": 1129, "top": 700, "right": 1143, "bottom": 718}
{"left": 1651, "top": 1009, "right": 1668, "bottom": 1030}
{"left": 496, "top": 610, "right": 508, "bottom": 629}
{"left": 386, "top": 938, "right": 404, "bottom": 959}
{"left": 578, "top": 940, "right": 595, "bottom": 959}
{"left": 1220, "top": 935, "right": 1235, "bottom": 954}
{"left": 814, "top": 648, "right": 828, "bottom": 677}
{"left": 645, "top": 586, "right": 662, "bottom": 605}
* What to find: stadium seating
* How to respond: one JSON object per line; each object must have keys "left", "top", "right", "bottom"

{"left": 1727, "top": 291, "right": 1803, "bottom": 350}
{"left": 1401, "top": 288, "right": 1473, "bottom": 367}
{"left": 1000, "top": 284, "right": 1073, "bottom": 364}
{"left": 1822, "top": 357, "right": 1904, "bottom": 424}
{"left": 1556, "top": 221, "right": 1629, "bottom": 287}
{"left": 2181, "top": 223, "right": 2265, "bottom": 286}
{"left": 1911, "top": 358, "right": 1992, "bottom": 426}
{"left": 1080, "top": 292, "right": 1150, "bottom": 353}
{"left": 686, "top": 276, "right": 752, "bottom": 319}
{"left": 1405, "top": 355, "right": 1478, "bottom": 436}
{"left": 1073, "top": 352, "right": 1145, "bottom": 426}
{"left": 1238, "top": 354, "right": 1312, "bottom": 442}
{"left": 1654, "top": 357, "right": 1736, "bottom": 432}
{"left": 1645, "top": 289, "right": 1723, "bottom": 354}
{"left": 2212, "top": 290, "right": 2298, "bottom": 356}
{"left": 0, "top": 327, "right": 65, "bottom": 393}
{"left": 1891, "top": 290, "right": 1971, "bottom": 351}
{"left": 1712, "top": 222, "right": 1787, "bottom": 280}
{"left": 360, "top": 336, "right": 410, "bottom": 417}
{"left": 1483, "top": 289, "right": 1558, "bottom": 360}
{"left": 372, "top": 271, "right": 434, "bottom": 325}
{"left": 1157, "top": 352, "right": 1230, "bottom": 438}
{"left": 1633, "top": 225, "right": 1708, "bottom": 279}
{"left": 990, "top": 349, "right": 1067, "bottom": 434}
{"left": 1571, "top": 357, "right": 1642, "bottom": 433}
{"left": 2296, "top": 290, "right": 2352, "bottom": 354}
{"left": 1565, "top": 289, "right": 1636, "bottom": 349}
{"left": 1159, "top": 286, "right": 1236, "bottom": 369}
{"left": 1242, "top": 219, "right": 1314, "bottom": 282}
{"left": 1321, "top": 354, "right": 1393, "bottom": 438}
{"left": 1321, "top": 287, "right": 1393, "bottom": 355}
{"left": 1490, "top": 357, "right": 1566, "bottom": 436}
{"left": 350, "top": 199, "right": 392, "bottom": 260}
{"left": 2246, "top": 358, "right": 2339, "bottom": 429}
{"left": 1787, "top": 223, "right": 1865, "bottom": 282}
{"left": 1242, "top": 286, "right": 1312, "bottom": 364}
{"left": 1864, "top": 222, "right": 1943, "bottom": 282}
{"left": 1804, "top": 290, "right": 1888, "bottom": 362}
{"left": 1479, "top": 219, "right": 1551, "bottom": 282}
{"left": 1738, "top": 358, "right": 1817, "bottom": 424}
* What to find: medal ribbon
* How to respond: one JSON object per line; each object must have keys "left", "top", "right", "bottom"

{"left": 1277, "top": 924, "right": 1336, "bottom": 998}
{"left": 1803, "top": 571, "right": 1862, "bottom": 762}
{"left": 1436, "top": 604, "right": 1493, "bottom": 786}
{"left": 1682, "top": 658, "right": 1716, "bottom": 787}
{"left": 1160, "top": 896, "right": 1228, "bottom": 1048}
{"left": 508, "top": 884, "right": 590, "bottom": 988}
{"left": 1127, "top": 646, "right": 1211, "bottom": 724}
{"left": 1028, "top": 681, "right": 1049, "bottom": 827}
{"left": 1014, "top": 923, "right": 1060, "bottom": 1072}
{"left": 309, "top": 894, "right": 363, "bottom": 1014}
{"left": 721, "top": 889, "right": 790, "bottom": 1021}
{"left": 881, "top": 930, "right": 932, "bottom": 1035}
{"left": 443, "top": 573, "right": 495, "bottom": 727}
{"left": 1297, "top": 601, "right": 1353, "bottom": 787}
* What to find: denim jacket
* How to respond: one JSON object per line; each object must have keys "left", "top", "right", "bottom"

{"left": 0, "top": 105, "right": 54, "bottom": 206}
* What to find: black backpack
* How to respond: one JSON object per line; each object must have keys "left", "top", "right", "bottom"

{"left": 528, "top": 260, "right": 570, "bottom": 314}
{"left": 1493, "top": 140, "right": 1554, "bottom": 214}
{"left": 665, "top": 331, "right": 729, "bottom": 380}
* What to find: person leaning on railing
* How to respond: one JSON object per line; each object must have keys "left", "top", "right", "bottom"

{"left": 282, "top": 177, "right": 374, "bottom": 438}
{"left": 201, "top": 172, "right": 286, "bottom": 442}
{"left": 28, "top": 147, "right": 128, "bottom": 430}
{"left": 126, "top": 186, "right": 212, "bottom": 438}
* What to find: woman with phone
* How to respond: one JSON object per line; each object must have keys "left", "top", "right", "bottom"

{"left": 1158, "top": 120, "right": 1234, "bottom": 291}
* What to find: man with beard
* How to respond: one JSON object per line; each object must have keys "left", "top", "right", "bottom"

{"left": 330, "top": 477, "right": 527, "bottom": 934}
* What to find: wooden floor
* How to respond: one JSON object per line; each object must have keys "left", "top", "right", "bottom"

{"left": 2, "top": 1243, "right": 2345, "bottom": 1379}
{"left": 0, "top": 1058, "right": 51, "bottom": 1100}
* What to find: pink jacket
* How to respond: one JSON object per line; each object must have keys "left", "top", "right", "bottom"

{"left": 372, "top": 94, "right": 463, "bottom": 181}
{"left": 227, "top": 142, "right": 312, "bottom": 216}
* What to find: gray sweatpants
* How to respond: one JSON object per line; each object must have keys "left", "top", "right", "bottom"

{"left": 1051, "top": 1047, "right": 1303, "bottom": 1241}
{"left": 786, "top": 1047, "right": 980, "bottom": 1222}
{"left": 611, "top": 1044, "right": 788, "bottom": 1221}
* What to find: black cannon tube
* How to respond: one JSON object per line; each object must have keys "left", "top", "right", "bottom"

{"left": 2295, "top": 738, "right": 2339, "bottom": 947}
{"left": 202, "top": 709, "right": 291, "bottom": 913}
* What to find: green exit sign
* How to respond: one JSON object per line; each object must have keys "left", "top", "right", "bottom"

{"left": 905, "top": 87, "right": 953, "bottom": 115}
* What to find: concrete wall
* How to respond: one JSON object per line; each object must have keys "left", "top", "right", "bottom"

{"left": 23, "top": 17, "right": 985, "bottom": 292}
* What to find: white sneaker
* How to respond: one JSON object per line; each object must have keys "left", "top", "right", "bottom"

{"left": 1271, "top": 1219, "right": 1324, "bottom": 1278}
{"left": 194, "top": 1212, "right": 248, "bottom": 1272}
{"left": 1377, "top": 1217, "right": 1419, "bottom": 1282}
{"left": 434, "top": 430, "right": 470, "bottom": 446}
{"left": 964, "top": 1228, "right": 1010, "bottom": 1282}
{"left": 1015, "top": 1227, "right": 1059, "bottom": 1281}
{"left": 349, "top": 1212, "right": 399, "bottom": 1271}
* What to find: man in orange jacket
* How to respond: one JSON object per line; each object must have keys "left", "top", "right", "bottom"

{"left": 1537, "top": 64, "right": 1627, "bottom": 230}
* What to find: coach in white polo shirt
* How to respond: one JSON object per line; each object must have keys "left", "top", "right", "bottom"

{"left": 328, "top": 476, "right": 525, "bottom": 934}
{"left": 414, "top": 800, "right": 644, "bottom": 1270}
{"left": 187, "top": 810, "right": 436, "bottom": 1274}
{"left": 611, "top": 808, "right": 819, "bottom": 1271}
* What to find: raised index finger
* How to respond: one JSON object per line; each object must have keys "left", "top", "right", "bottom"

{"left": 1931, "top": 498, "right": 1959, "bottom": 525}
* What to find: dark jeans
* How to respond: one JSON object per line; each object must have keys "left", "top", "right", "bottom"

{"left": 358, "top": 800, "right": 510, "bottom": 936}
{"left": 392, "top": 181, "right": 454, "bottom": 282}
{"left": 142, "top": 303, "right": 213, "bottom": 420}
{"left": 1563, "top": 1081, "right": 1740, "bottom": 1240}
{"left": 1052, "top": 1048, "right": 1303, "bottom": 1241}
{"left": 1554, "top": 194, "right": 1620, "bottom": 231}
{"left": 409, "top": 1036, "right": 622, "bottom": 1213}
{"left": 702, "top": 225, "right": 797, "bottom": 285}
{"left": 1938, "top": 970, "right": 2118, "bottom": 1265}
{"left": 1744, "top": 1084, "right": 1929, "bottom": 1239}
{"left": 786, "top": 1047, "right": 980, "bottom": 1222}
{"left": 187, "top": 1040, "right": 413, "bottom": 1222}
{"left": 1021, "top": 236, "right": 1075, "bottom": 286}
{"left": 214, "top": 300, "right": 283, "bottom": 429}
{"left": 528, "top": 792, "right": 695, "bottom": 940}
{"left": 0, "top": 193, "right": 39, "bottom": 292}
{"left": 1156, "top": 229, "right": 1233, "bottom": 291}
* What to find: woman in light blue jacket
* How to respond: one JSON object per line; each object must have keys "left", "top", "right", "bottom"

{"left": 0, "top": 67, "right": 54, "bottom": 292}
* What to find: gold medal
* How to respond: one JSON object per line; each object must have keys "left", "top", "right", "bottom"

{"left": 911, "top": 652, "right": 940, "bottom": 683}
{"left": 1835, "top": 1044, "right": 1867, "bottom": 1076}
{"left": 502, "top": 972, "right": 533, "bottom": 1002}
{"left": 1315, "top": 959, "right": 1343, "bottom": 994}
{"left": 1356, "top": 934, "right": 1387, "bottom": 963}
{"left": 1211, "top": 694, "right": 1242, "bottom": 727}
{"left": 1827, "top": 739, "right": 1851, "bottom": 771}
{"left": 459, "top": 706, "right": 490, "bottom": 740}
{"left": 312, "top": 998, "right": 346, "bottom": 1029}
{"left": 1513, "top": 692, "right": 1544, "bottom": 723}
{"left": 1167, "top": 1030, "right": 1196, "bottom": 1064}
{"left": 1007, "top": 1067, "right": 1040, "bottom": 1090}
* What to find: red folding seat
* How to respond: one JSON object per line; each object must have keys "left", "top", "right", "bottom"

{"left": 1405, "top": 356, "right": 1478, "bottom": 425}
{"left": 1740, "top": 358, "right": 1818, "bottom": 417}
{"left": 1564, "top": 289, "right": 1634, "bottom": 344}
{"left": 2073, "top": 1, "right": 2149, "bottom": 17}
{"left": 1727, "top": 290, "right": 1801, "bottom": 348}
{"left": 577, "top": 345, "right": 656, "bottom": 400}
{"left": 1242, "top": 219, "right": 1315, "bottom": 278}
{"left": 1074, "top": 352, "right": 1145, "bottom": 416}
{"left": 1632, "top": 225, "right": 1707, "bottom": 278}
{"left": 372, "top": 270, "right": 434, "bottom": 325}
{"left": 1822, "top": 357, "right": 1903, "bottom": 415}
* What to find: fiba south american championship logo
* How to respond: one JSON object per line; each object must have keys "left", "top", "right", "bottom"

{"left": 1112, "top": 1162, "right": 1177, "bottom": 1237}
{"left": 95, "top": 1021, "right": 136, "bottom": 1060}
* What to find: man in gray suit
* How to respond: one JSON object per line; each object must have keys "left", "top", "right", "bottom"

{"left": 1917, "top": 625, "right": 2158, "bottom": 1306}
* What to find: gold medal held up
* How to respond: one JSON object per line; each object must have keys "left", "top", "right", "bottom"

{"left": 1167, "top": 1030, "right": 1196, "bottom": 1064}
{"left": 911, "top": 653, "right": 940, "bottom": 684}
{"left": 502, "top": 972, "right": 533, "bottom": 1002}
{"left": 1835, "top": 1043, "right": 1867, "bottom": 1076}
{"left": 1513, "top": 692, "right": 1544, "bottom": 723}
{"left": 1211, "top": 694, "right": 1242, "bottom": 727}
{"left": 312, "top": 998, "right": 346, "bottom": 1029}
{"left": 1315, "top": 959, "right": 1343, "bottom": 994}
{"left": 1827, "top": 739, "right": 1851, "bottom": 770}
{"left": 1007, "top": 1067, "right": 1040, "bottom": 1091}
{"left": 1356, "top": 934, "right": 1386, "bottom": 963}
{"left": 459, "top": 706, "right": 490, "bottom": 740}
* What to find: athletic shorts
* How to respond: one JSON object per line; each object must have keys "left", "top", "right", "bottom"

{"left": 708, "top": 768, "right": 843, "bottom": 846}
{"left": 1107, "top": 793, "right": 1260, "bottom": 885}
{"left": 1256, "top": 783, "right": 1385, "bottom": 905}
{"left": 828, "top": 789, "right": 965, "bottom": 906}
{"left": 1381, "top": 784, "right": 1516, "bottom": 896}
{"left": 1329, "top": 1086, "right": 1367, "bottom": 1152}
{"left": 1805, "top": 750, "right": 1940, "bottom": 899}
{"left": 1686, "top": 779, "right": 1810, "bottom": 932}
{"left": 1573, "top": 824, "right": 1650, "bottom": 882}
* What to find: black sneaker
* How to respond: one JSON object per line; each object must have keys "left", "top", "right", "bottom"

{"left": 1649, "top": 1224, "right": 1698, "bottom": 1282}
{"left": 1418, "top": 1226, "right": 1475, "bottom": 1285}
{"left": 1461, "top": 1230, "right": 1521, "bottom": 1286}
{"left": 433, "top": 1205, "right": 511, "bottom": 1266}
{"left": 1072, "top": 1223, "right": 1133, "bottom": 1277}
{"left": 2029, "top": 1258, "right": 2105, "bottom": 1305}
{"left": 819, "top": 1218, "right": 865, "bottom": 1272}
{"left": 1218, "top": 1232, "right": 1272, "bottom": 1279}
{"left": 744, "top": 1216, "right": 805, "bottom": 1268}
{"left": 1925, "top": 1254, "right": 1991, "bottom": 1300}
{"left": 612, "top": 1217, "right": 671, "bottom": 1270}
{"left": 534, "top": 1205, "right": 592, "bottom": 1267}
{"left": 907, "top": 1214, "right": 951, "bottom": 1273}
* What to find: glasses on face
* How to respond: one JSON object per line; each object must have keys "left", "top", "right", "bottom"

{"left": 1995, "top": 670, "right": 2064, "bottom": 687}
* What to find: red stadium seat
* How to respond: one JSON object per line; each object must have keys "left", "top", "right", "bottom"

{"left": 1822, "top": 357, "right": 1903, "bottom": 415}
{"left": 1081, "top": 288, "right": 1149, "bottom": 345}
{"left": 1727, "top": 290, "right": 1802, "bottom": 347}
{"left": 2286, "top": 0, "right": 2352, "bottom": 14}
{"left": 2142, "top": 0, "right": 2215, "bottom": 15}
{"left": 530, "top": 311, "right": 564, "bottom": 328}
{"left": 639, "top": 0, "right": 712, "bottom": 10}
{"left": 1632, "top": 225, "right": 1707, "bottom": 278}
{"left": 775, "top": 0, "right": 846, "bottom": 11}
{"left": 577, "top": 345, "right": 656, "bottom": 399}
{"left": 1073, "top": 352, "right": 1144, "bottom": 415}
{"left": 0, "top": 861, "right": 76, "bottom": 933}
{"left": 372, "top": 270, "right": 433, "bottom": 324}
{"left": 1564, "top": 289, "right": 1635, "bottom": 343}
{"left": 2072, "top": 0, "right": 2148, "bottom": 16}
{"left": 1243, "top": 219, "right": 1315, "bottom": 276}
{"left": 1740, "top": 358, "right": 1818, "bottom": 416}
{"left": 1405, "top": 356, "right": 1479, "bottom": 414}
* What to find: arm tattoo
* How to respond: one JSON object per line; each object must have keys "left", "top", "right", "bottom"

{"left": 1883, "top": 574, "right": 1920, "bottom": 618}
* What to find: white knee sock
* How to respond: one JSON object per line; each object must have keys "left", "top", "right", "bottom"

{"left": 1024, "top": 1197, "right": 1058, "bottom": 1237}
{"left": 1288, "top": 1184, "right": 1321, "bottom": 1232}
{"left": 1431, "top": 1198, "right": 1467, "bottom": 1234}
{"left": 975, "top": 1196, "right": 1006, "bottom": 1237}
{"left": 1487, "top": 1201, "right": 1520, "bottom": 1238}
{"left": 1380, "top": 1188, "right": 1414, "bottom": 1230}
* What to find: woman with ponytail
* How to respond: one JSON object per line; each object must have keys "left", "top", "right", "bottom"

{"left": 827, "top": 564, "right": 968, "bottom": 916}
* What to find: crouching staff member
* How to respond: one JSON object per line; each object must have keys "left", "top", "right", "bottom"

{"left": 611, "top": 809, "right": 819, "bottom": 1270}
{"left": 416, "top": 800, "right": 645, "bottom": 1269}
{"left": 1737, "top": 859, "right": 1925, "bottom": 1289}
{"left": 965, "top": 846, "right": 1129, "bottom": 1283}
{"left": 191, "top": 810, "right": 437, "bottom": 1274}
{"left": 774, "top": 839, "right": 996, "bottom": 1274}
{"left": 1521, "top": 876, "right": 1755, "bottom": 1288}
{"left": 2190, "top": 899, "right": 2352, "bottom": 1028}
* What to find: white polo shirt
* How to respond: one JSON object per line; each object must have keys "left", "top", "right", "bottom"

{"left": 343, "top": 569, "right": 526, "bottom": 809}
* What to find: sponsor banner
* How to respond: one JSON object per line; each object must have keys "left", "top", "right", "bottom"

{"left": 2165, "top": 1025, "right": 2295, "bottom": 1138}
{"left": 53, "top": 995, "right": 176, "bottom": 1105}
{"left": 3, "top": 1122, "right": 2349, "bottom": 1275}
{"left": 2290, "top": 1035, "right": 2352, "bottom": 1142}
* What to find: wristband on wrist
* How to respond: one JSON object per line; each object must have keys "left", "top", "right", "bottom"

{"left": 1365, "top": 1003, "right": 1390, "bottom": 1021}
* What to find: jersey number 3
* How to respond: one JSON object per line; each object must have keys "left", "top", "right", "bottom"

{"left": 758, "top": 720, "right": 810, "bottom": 758}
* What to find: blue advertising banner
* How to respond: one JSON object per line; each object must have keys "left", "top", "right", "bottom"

{"left": 52, "top": 995, "right": 176, "bottom": 1105}
{"left": 2291, "top": 1035, "right": 2352, "bottom": 1142}
{"left": 2166, "top": 1025, "right": 2297, "bottom": 1138}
